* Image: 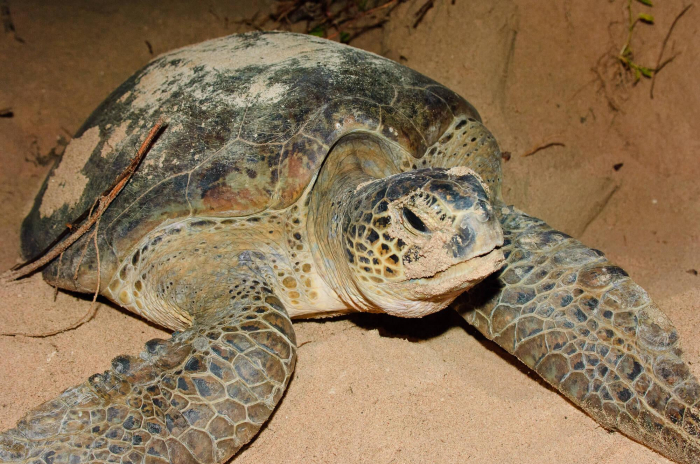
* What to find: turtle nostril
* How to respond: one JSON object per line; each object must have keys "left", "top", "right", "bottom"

{"left": 476, "top": 200, "right": 492, "bottom": 223}
{"left": 402, "top": 207, "right": 429, "bottom": 233}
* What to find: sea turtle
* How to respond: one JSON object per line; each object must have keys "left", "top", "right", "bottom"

{"left": 1, "top": 31, "right": 698, "bottom": 464}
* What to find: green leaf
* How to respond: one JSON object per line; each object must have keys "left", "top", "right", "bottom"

{"left": 639, "top": 66, "right": 654, "bottom": 78}
{"left": 636, "top": 0, "right": 653, "bottom": 6}
{"left": 340, "top": 32, "right": 351, "bottom": 43}
{"left": 638, "top": 13, "right": 655, "bottom": 23}
{"left": 634, "top": 68, "right": 641, "bottom": 81}
{"left": 309, "top": 25, "right": 325, "bottom": 37}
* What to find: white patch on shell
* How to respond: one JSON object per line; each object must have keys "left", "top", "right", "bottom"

{"left": 231, "top": 76, "right": 287, "bottom": 107}
{"left": 99, "top": 120, "right": 130, "bottom": 158}
{"left": 126, "top": 33, "right": 387, "bottom": 113}
{"left": 142, "top": 122, "right": 185, "bottom": 174}
{"left": 129, "top": 62, "right": 198, "bottom": 110}
{"left": 39, "top": 126, "right": 101, "bottom": 218}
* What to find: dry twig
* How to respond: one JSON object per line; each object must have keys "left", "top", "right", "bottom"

{"left": 650, "top": 4, "right": 694, "bottom": 99}
{"left": 2, "top": 119, "right": 165, "bottom": 283}
{"left": 413, "top": 0, "right": 434, "bottom": 28}
{"left": 522, "top": 142, "right": 566, "bottom": 157}
{"left": 0, "top": 121, "right": 164, "bottom": 337}
{"left": 0, "top": 227, "right": 101, "bottom": 338}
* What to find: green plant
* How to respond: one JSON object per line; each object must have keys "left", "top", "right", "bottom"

{"left": 618, "top": 0, "right": 657, "bottom": 81}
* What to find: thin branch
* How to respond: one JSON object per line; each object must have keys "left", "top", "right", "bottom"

{"left": 522, "top": 142, "right": 566, "bottom": 157}
{"left": 413, "top": 0, "right": 434, "bottom": 28}
{"left": 73, "top": 202, "right": 98, "bottom": 281}
{"left": 2, "top": 119, "right": 166, "bottom": 282}
{"left": 1, "top": 121, "right": 163, "bottom": 337}
{"left": 650, "top": 3, "right": 694, "bottom": 99}
{"left": 655, "top": 53, "right": 679, "bottom": 74}
{"left": 52, "top": 252, "right": 63, "bottom": 301}
{"left": 0, "top": 221, "right": 103, "bottom": 338}
{"left": 0, "top": 301, "right": 98, "bottom": 338}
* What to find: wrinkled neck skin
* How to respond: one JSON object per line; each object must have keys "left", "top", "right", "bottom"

{"left": 309, "top": 168, "right": 377, "bottom": 313}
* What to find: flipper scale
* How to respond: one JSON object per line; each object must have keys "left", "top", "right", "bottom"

{"left": 456, "top": 206, "right": 700, "bottom": 464}
{"left": 0, "top": 281, "right": 296, "bottom": 464}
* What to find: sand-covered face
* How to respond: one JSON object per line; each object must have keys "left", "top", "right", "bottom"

{"left": 343, "top": 168, "right": 505, "bottom": 317}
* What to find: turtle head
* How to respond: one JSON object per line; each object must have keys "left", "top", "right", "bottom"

{"left": 340, "top": 167, "right": 505, "bottom": 317}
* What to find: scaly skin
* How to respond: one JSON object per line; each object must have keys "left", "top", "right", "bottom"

{"left": 0, "top": 279, "right": 296, "bottom": 464}
{"left": 456, "top": 206, "right": 700, "bottom": 464}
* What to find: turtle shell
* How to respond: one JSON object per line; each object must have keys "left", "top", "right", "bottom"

{"left": 21, "top": 31, "right": 502, "bottom": 293}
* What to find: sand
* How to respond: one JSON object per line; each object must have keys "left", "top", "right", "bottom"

{"left": 1, "top": 0, "right": 699, "bottom": 463}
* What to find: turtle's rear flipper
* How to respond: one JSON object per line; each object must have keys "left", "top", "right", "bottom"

{"left": 0, "top": 281, "right": 296, "bottom": 464}
{"left": 455, "top": 206, "right": 700, "bottom": 464}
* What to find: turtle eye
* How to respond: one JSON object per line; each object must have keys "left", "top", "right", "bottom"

{"left": 402, "top": 207, "right": 428, "bottom": 233}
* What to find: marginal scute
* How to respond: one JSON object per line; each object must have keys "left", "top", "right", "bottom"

{"left": 514, "top": 333, "right": 548, "bottom": 368}
{"left": 537, "top": 353, "right": 569, "bottom": 384}
{"left": 675, "top": 380, "right": 700, "bottom": 406}
{"left": 166, "top": 438, "right": 199, "bottom": 464}
{"left": 561, "top": 372, "right": 591, "bottom": 401}
{"left": 665, "top": 398, "right": 687, "bottom": 425}
{"left": 515, "top": 316, "right": 544, "bottom": 342}
{"left": 490, "top": 305, "right": 519, "bottom": 334}
{"left": 653, "top": 356, "right": 691, "bottom": 387}
{"left": 601, "top": 280, "right": 650, "bottom": 311}
{"left": 214, "top": 399, "right": 246, "bottom": 424}
{"left": 207, "top": 416, "right": 235, "bottom": 441}
{"left": 645, "top": 382, "right": 672, "bottom": 415}
{"left": 246, "top": 403, "right": 273, "bottom": 424}
{"left": 637, "top": 306, "right": 680, "bottom": 351}
{"left": 180, "top": 428, "right": 215, "bottom": 463}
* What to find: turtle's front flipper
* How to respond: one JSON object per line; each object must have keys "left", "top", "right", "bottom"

{"left": 455, "top": 206, "right": 700, "bottom": 464}
{"left": 0, "top": 280, "right": 296, "bottom": 464}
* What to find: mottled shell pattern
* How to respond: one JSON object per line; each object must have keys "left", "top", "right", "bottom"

{"left": 21, "top": 32, "right": 502, "bottom": 293}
